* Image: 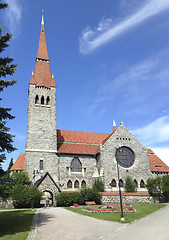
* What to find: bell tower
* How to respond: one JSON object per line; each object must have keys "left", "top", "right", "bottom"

{"left": 24, "top": 12, "right": 58, "bottom": 181}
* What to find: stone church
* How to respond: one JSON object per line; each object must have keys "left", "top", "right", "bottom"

{"left": 10, "top": 14, "right": 169, "bottom": 202}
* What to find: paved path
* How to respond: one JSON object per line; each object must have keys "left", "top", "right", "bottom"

{"left": 34, "top": 205, "right": 169, "bottom": 240}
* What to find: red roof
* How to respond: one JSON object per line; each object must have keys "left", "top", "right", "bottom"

{"left": 148, "top": 149, "right": 169, "bottom": 173}
{"left": 29, "top": 21, "right": 56, "bottom": 88}
{"left": 57, "top": 129, "right": 110, "bottom": 155}
{"left": 10, "top": 153, "right": 25, "bottom": 171}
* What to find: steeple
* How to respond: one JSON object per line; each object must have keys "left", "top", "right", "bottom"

{"left": 112, "top": 120, "right": 117, "bottom": 133}
{"left": 29, "top": 11, "right": 56, "bottom": 88}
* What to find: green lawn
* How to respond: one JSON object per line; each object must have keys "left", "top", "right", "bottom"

{"left": 0, "top": 210, "right": 35, "bottom": 240}
{"left": 65, "top": 204, "right": 166, "bottom": 223}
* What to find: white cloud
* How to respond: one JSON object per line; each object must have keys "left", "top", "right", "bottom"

{"left": 88, "top": 50, "right": 169, "bottom": 114}
{"left": 5, "top": 0, "right": 22, "bottom": 36}
{"left": 132, "top": 116, "right": 169, "bottom": 146}
{"left": 153, "top": 147, "right": 169, "bottom": 167}
{"left": 79, "top": 0, "right": 169, "bottom": 54}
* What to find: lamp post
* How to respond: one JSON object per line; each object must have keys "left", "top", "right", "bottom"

{"left": 32, "top": 170, "right": 39, "bottom": 211}
{"left": 115, "top": 150, "right": 125, "bottom": 221}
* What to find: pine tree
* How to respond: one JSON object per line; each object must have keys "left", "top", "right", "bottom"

{"left": 0, "top": 1, "right": 17, "bottom": 165}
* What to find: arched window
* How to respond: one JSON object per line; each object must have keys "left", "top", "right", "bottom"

{"left": 74, "top": 180, "right": 79, "bottom": 188}
{"left": 67, "top": 180, "right": 72, "bottom": 188}
{"left": 71, "top": 157, "right": 82, "bottom": 172}
{"left": 119, "top": 179, "right": 123, "bottom": 187}
{"left": 41, "top": 96, "right": 44, "bottom": 104}
{"left": 134, "top": 179, "right": 138, "bottom": 188}
{"left": 111, "top": 179, "right": 116, "bottom": 187}
{"left": 35, "top": 95, "right": 39, "bottom": 104}
{"left": 140, "top": 180, "right": 145, "bottom": 188}
{"left": 81, "top": 180, "right": 86, "bottom": 188}
{"left": 46, "top": 96, "right": 50, "bottom": 105}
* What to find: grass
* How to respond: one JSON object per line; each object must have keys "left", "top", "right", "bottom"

{"left": 65, "top": 204, "right": 166, "bottom": 223}
{"left": 0, "top": 210, "right": 35, "bottom": 240}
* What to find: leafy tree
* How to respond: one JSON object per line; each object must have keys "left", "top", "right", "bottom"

{"left": 0, "top": 1, "right": 17, "bottom": 165}
{"left": 80, "top": 188, "right": 102, "bottom": 204}
{"left": 146, "top": 177, "right": 162, "bottom": 199}
{"left": 55, "top": 192, "right": 84, "bottom": 207}
{"left": 92, "top": 178, "right": 104, "bottom": 192}
{"left": 161, "top": 175, "right": 169, "bottom": 202}
{"left": 124, "top": 176, "right": 136, "bottom": 192}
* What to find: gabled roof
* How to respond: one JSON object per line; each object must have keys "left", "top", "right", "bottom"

{"left": 148, "top": 149, "right": 169, "bottom": 173}
{"left": 10, "top": 153, "right": 25, "bottom": 171}
{"left": 57, "top": 129, "right": 110, "bottom": 155}
{"left": 36, "top": 172, "right": 61, "bottom": 192}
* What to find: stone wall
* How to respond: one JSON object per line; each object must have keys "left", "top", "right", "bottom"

{"left": 101, "top": 192, "right": 154, "bottom": 204}
{"left": 100, "top": 123, "right": 153, "bottom": 191}
{"left": 0, "top": 198, "right": 14, "bottom": 209}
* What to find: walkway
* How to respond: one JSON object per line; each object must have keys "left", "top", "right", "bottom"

{"left": 32, "top": 204, "right": 169, "bottom": 240}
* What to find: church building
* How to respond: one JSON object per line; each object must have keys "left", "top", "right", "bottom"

{"left": 10, "top": 14, "right": 169, "bottom": 201}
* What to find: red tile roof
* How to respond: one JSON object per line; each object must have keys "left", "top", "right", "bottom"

{"left": 29, "top": 22, "right": 56, "bottom": 88}
{"left": 148, "top": 149, "right": 169, "bottom": 173}
{"left": 36, "top": 24, "right": 49, "bottom": 61}
{"left": 29, "top": 61, "right": 56, "bottom": 88}
{"left": 10, "top": 153, "right": 25, "bottom": 171}
{"left": 57, "top": 129, "right": 110, "bottom": 155}
{"left": 57, "top": 129, "right": 110, "bottom": 144}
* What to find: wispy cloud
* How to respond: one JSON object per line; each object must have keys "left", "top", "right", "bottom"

{"left": 4, "top": 0, "right": 22, "bottom": 36}
{"left": 79, "top": 0, "right": 169, "bottom": 54}
{"left": 132, "top": 116, "right": 169, "bottom": 146}
{"left": 88, "top": 50, "right": 169, "bottom": 115}
{"left": 152, "top": 147, "right": 169, "bottom": 166}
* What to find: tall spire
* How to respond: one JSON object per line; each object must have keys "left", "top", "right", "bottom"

{"left": 112, "top": 120, "right": 117, "bottom": 134}
{"left": 29, "top": 12, "right": 56, "bottom": 88}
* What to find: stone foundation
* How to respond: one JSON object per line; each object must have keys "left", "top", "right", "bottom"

{"left": 0, "top": 198, "right": 14, "bottom": 209}
{"left": 101, "top": 192, "right": 154, "bottom": 204}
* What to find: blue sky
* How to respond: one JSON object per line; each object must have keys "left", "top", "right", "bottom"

{"left": 1, "top": 0, "right": 169, "bottom": 170}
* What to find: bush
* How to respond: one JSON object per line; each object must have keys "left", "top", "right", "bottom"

{"left": 92, "top": 178, "right": 104, "bottom": 192}
{"left": 56, "top": 192, "right": 84, "bottom": 207}
{"left": 146, "top": 177, "right": 162, "bottom": 198}
{"left": 11, "top": 185, "right": 42, "bottom": 208}
{"left": 161, "top": 175, "right": 169, "bottom": 202}
{"left": 80, "top": 188, "right": 101, "bottom": 204}
{"left": 124, "top": 176, "right": 136, "bottom": 192}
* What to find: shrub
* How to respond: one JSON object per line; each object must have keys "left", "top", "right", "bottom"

{"left": 161, "top": 175, "right": 169, "bottom": 202}
{"left": 11, "top": 185, "right": 42, "bottom": 208}
{"left": 56, "top": 192, "right": 84, "bottom": 207}
{"left": 124, "top": 176, "right": 136, "bottom": 192}
{"left": 80, "top": 188, "right": 101, "bottom": 204}
{"left": 92, "top": 178, "right": 104, "bottom": 192}
{"left": 146, "top": 177, "right": 162, "bottom": 198}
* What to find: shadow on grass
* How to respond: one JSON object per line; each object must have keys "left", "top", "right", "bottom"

{"left": 0, "top": 209, "right": 55, "bottom": 239}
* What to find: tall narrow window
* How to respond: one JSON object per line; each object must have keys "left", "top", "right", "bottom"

{"left": 140, "top": 180, "right": 145, "bottom": 188}
{"left": 81, "top": 180, "right": 86, "bottom": 188}
{"left": 119, "top": 179, "right": 123, "bottom": 187}
{"left": 35, "top": 95, "right": 39, "bottom": 104}
{"left": 71, "top": 157, "right": 82, "bottom": 172}
{"left": 134, "top": 179, "right": 138, "bottom": 187}
{"left": 40, "top": 160, "right": 43, "bottom": 171}
{"left": 111, "top": 179, "right": 116, "bottom": 187}
{"left": 74, "top": 180, "right": 79, "bottom": 188}
{"left": 67, "top": 180, "right": 72, "bottom": 188}
{"left": 41, "top": 96, "right": 44, "bottom": 104}
{"left": 46, "top": 96, "right": 50, "bottom": 105}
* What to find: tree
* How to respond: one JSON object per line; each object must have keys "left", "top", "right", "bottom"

{"left": 0, "top": 1, "right": 17, "bottom": 165}
{"left": 146, "top": 177, "right": 162, "bottom": 199}
{"left": 92, "top": 178, "right": 104, "bottom": 192}
{"left": 161, "top": 175, "right": 169, "bottom": 202}
{"left": 124, "top": 176, "right": 136, "bottom": 192}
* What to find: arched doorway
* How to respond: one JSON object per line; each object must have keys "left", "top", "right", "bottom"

{"left": 41, "top": 190, "right": 53, "bottom": 207}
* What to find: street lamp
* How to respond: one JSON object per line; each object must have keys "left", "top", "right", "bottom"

{"left": 32, "top": 170, "right": 39, "bottom": 211}
{"left": 115, "top": 150, "right": 125, "bottom": 221}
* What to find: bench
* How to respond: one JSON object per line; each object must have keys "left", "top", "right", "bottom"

{"left": 85, "top": 201, "right": 96, "bottom": 205}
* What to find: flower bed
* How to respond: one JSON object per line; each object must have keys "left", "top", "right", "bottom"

{"left": 71, "top": 204, "right": 136, "bottom": 213}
